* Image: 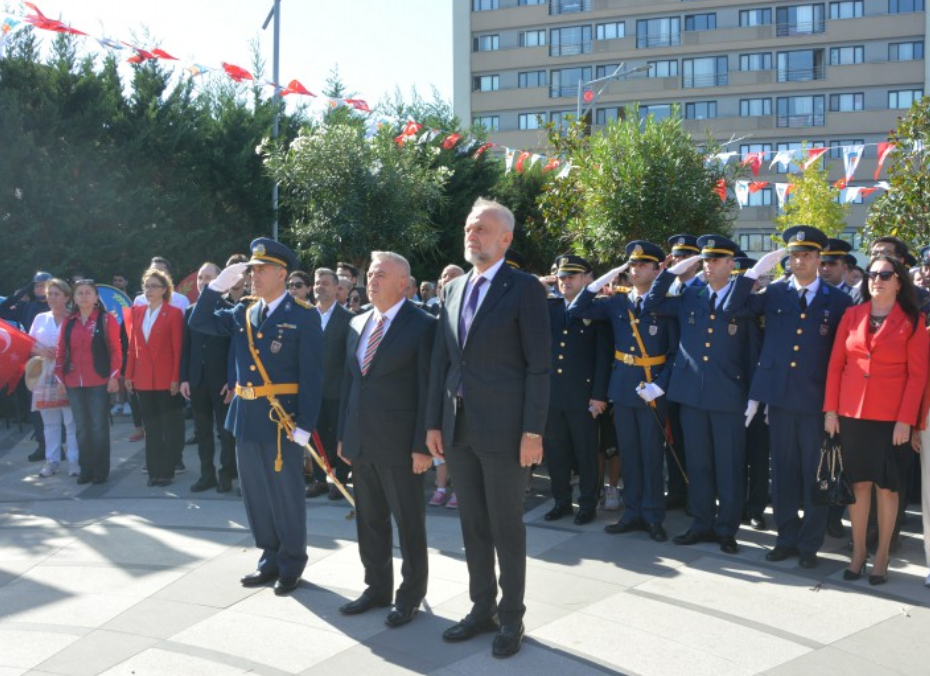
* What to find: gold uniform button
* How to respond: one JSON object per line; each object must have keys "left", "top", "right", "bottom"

{"left": 705, "top": 342, "right": 711, "bottom": 348}
{"left": 793, "top": 346, "right": 799, "bottom": 351}
{"left": 557, "top": 368, "right": 563, "bottom": 374}
{"left": 563, "top": 330, "right": 569, "bottom": 335}
{"left": 708, "top": 328, "right": 714, "bottom": 334}
{"left": 250, "top": 365, "right": 256, "bottom": 371}
{"left": 257, "top": 333, "right": 263, "bottom": 339}
{"left": 796, "top": 329, "right": 803, "bottom": 335}
{"left": 558, "top": 355, "right": 564, "bottom": 360}
{"left": 710, "top": 314, "right": 716, "bottom": 320}
{"left": 800, "top": 313, "right": 807, "bottom": 319}
{"left": 790, "top": 362, "right": 797, "bottom": 368}
{"left": 560, "top": 342, "right": 566, "bottom": 347}
{"left": 703, "top": 356, "right": 709, "bottom": 362}
{"left": 247, "top": 382, "right": 253, "bottom": 387}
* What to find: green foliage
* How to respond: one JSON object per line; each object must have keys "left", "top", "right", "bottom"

{"left": 774, "top": 144, "right": 848, "bottom": 238}
{"left": 864, "top": 96, "right": 930, "bottom": 250}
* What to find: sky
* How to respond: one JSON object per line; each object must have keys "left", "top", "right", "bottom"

{"left": 15, "top": 1, "right": 454, "bottom": 108}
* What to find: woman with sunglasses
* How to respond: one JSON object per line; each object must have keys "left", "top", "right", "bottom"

{"left": 824, "top": 255, "right": 928, "bottom": 585}
{"left": 347, "top": 286, "right": 368, "bottom": 314}
{"left": 287, "top": 271, "right": 313, "bottom": 304}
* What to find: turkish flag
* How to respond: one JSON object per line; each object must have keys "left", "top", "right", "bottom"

{"left": 282, "top": 79, "right": 314, "bottom": 97}
{"left": 0, "top": 322, "right": 36, "bottom": 392}
{"left": 715, "top": 179, "right": 727, "bottom": 201}
{"left": 442, "top": 133, "right": 462, "bottom": 150}
{"left": 222, "top": 62, "right": 254, "bottom": 82}
{"left": 176, "top": 271, "right": 199, "bottom": 304}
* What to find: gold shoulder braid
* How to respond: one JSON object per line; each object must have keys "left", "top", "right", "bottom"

{"left": 293, "top": 297, "right": 311, "bottom": 310}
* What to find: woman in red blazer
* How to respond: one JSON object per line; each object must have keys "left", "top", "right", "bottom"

{"left": 824, "top": 255, "right": 929, "bottom": 585}
{"left": 125, "top": 268, "right": 185, "bottom": 487}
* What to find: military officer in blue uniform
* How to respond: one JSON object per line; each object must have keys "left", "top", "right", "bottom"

{"left": 572, "top": 241, "right": 679, "bottom": 541}
{"left": 819, "top": 238, "right": 859, "bottom": 300}
{"left": 728, "top": 226, "right": 852, "bottom": 567}
{"left": 542, "top": 255, "right": 612, "bottom": 525}
{"left": 642, "top": 235, "right": 757, "bottom": 554}
{"left": 190, "top": 238, "right": 323, "bottom": 595}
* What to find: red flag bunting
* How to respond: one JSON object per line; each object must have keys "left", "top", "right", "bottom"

{"left": 803, "top": 147, "right": 828, "bottom": 169}
{"left": 473, "top": 142, "right": 495, "bottom": 158}
{"left": 345, "top": 99, "right": 370, "bottom": 112}
{"left": 0, "top": 322, "right": 36, "bottom": 391}
{"left": 23, "top": 2, "right": 87, "bottom": 36}
{"left": 874, "top": 142, "right": 895, "bottom": 180}
{"left": 281, "top": 79, "right": 314, "bottom": 97}
{"left": 394, "top": 120, "right": 423, "bottom": 145}
{"left": 741, "top": 152, "right": 763, "bottom": 176}
{"left": 859, "top": 187, "right": 879, "bottom": 199}
{"left": 715, "top": 179, "right": 727, "bottom": 201}
{"left": 833, "top": 178, "right": 848, "bottom": 190}
{"left": 442, "top": 133, "right": 462, "bottom": 150}
{"left": 221, "top": 62, "right": 253, "bottom": 82}
{"left": 151, "top": 48, "right": 178, "bottom": 61}
{"left": 748, "top": 181, "right": 769, "bottom": 193}
{"left": 514, "top": 151, "right": 532, "bottom": 174}
{"left": 542, "top": 158, "right": 561, "bottom": 173}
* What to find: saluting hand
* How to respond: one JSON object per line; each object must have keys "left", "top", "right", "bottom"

{"left": 209, "top": 262, "right": 248, "bottom": 293}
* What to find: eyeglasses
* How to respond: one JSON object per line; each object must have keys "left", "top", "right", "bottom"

{"left": 348, "top": 297, "right": 361, "bottom": 304}
{"left": 867, "top": 270, "right": 896, "bottom": 281}
{"left": 287, "top": 282, "right": 306, "bottom": 289}
{"left": 144, "top": 283, "right": 166, "bottom": 290}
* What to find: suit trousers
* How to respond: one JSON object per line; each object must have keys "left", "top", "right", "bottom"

{"left": 665, "top": 401, "right": 689, "bottom": 502}
{"left": 615, "top": 402, "right": 667, "bottom": 524}
{"left": 680, "top": 405, "right": 746, "bottom": 537}
{"left": 447, "top": 403, "right": 528, "bottom": 626}
{"left": 191, "top": 382, "right": 235, "bottom": 481}
{"left": 768, "top": 406, "right": 827, "bottom": 554}
{"left": 353, "top": 460, "right": 428, "bottom": 605}
{"left": 137, "top": 390, "right": 185, "bottom": 481}
{"left": 313, "top": 396, "right": 350, "bottom": 484}
{"left": 744, "top": 410, "right": 770, "bottom": 518}
{"left": 545, "top": 406, "right": 597, "bottom": 511}
{"left": 237, "top": 438, "right": 308, "bottom": 579}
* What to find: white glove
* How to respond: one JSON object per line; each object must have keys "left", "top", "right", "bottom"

{"left": 764, "top": 404, "right": 769, "bottom": 425}
{"left": 587, "top": 263, "right": 630, "bottom": 293}
{"left": 291, "top": 427, "right": 311, "bottom": 447}
{"left": 745, "top": 400, "right": 759, "bottom": 427}
{"left": 746, "top": 248, "right": 786, "bottom": 280}
{"left": 636, "top": 382, "right": 664, "bottom": 403}
{"left": 669, "top": 255, "right": 702, "bottom": 276}
{"left": 208, "top": 262, "right": 249, "bottom": 293}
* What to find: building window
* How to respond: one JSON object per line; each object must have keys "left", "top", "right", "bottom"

{"left": 685, "top": 13, "right": 717, "bottom": 31}
{"left": 829, "top": 92, "right": 864, "bottom": 111}
{"left": 550, "top": 25, "right": 592, "bottom": 56}
{"left": 776, "top": 4, "right": 826, "bottom": 36}
{"left": 518, "top": 112, "right": 547, "bottom": 130}
{"left": 596, "top": 63, "right": 620, "bottom": 78}
{"left": 777, "top": 95, "right": 826, "bottom": 127}
{"left": 829, "top": 1, "right": 863, "bottom": 18}
{"left": 550, "top": 66, "right": 592, "bottom": 97}
{"left": 596, "top": 107, "right": 625, "bottom": 125}
{"left": 682, "top": 56, "right": 728, "bottom": 88}
{"left": 740, "top": 52, "right": 773, "bottom": 71}
{"left": 596, "top": 22, "right": 625, "bottom": 40}
{"left": 639, "top": 104, "right": 673, "bottom": 121}
{"left": 473, "top": 75, "right": 500, "bottom": 92}
{"left": 740, "top": 143, "right": 774, "bottom": 156}
{"left": 829, "top": 139, "right": 864, "bottom": 158}
{"left": 777, "top": 49, "right": 825, "bottom": 82}
{"left": 739, "top": 9, "right": 772, "bottom": 26}
{"left": 473, "top": 115, "right": 499, "bottom": 131}
{"left": 519, "top": 30, "right": 546, "bottom": 47}
{"left": 685, "top": 101, "right": 717, "bottom": 119}
{"left": 889, "top": 0, "right": 925, "bottom": 12}
{"left": 740, "top": 98, "right": 773, "bottom": 116}
{"left": 550, "top": 111, "right": 574, "bottom": 129}
{"left": 518, "top": 0, "right": 546, "bottom": 5}
{"left": 519, "top": 70, "right": 547, "bottom": 88}
{"left": 472, "top": 0, "right": 499, "bottom": 11}
{"left": 890, "top": 42, "right": 924, "bottom": 61}
{"left": 473, "top": 34, "right": 500, "bottom": 52}
{"left": 551, "top": 0, "right": 590, "bottom": 14}
{"left": 636, "top": 17, "right": 681, "bottom": 48}
{"left": 889, "top": 89, "right": 924, "bottom": 108}
{"left": 648, "top": 59, "right": 679, "bottom": 78}
{"left": 739, "top": 233, "right": 778, "bottom": 251}
{"left": 829, "top": 46, "right": 864, "bottom": 65}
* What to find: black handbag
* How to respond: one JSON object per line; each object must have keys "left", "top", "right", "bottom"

{"left": 812, "top": 432, "right": 856, "bottom": 507}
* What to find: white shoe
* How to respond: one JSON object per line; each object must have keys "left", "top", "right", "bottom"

{"left": 925, "top": 573, "right": 930, "bottom": 588}
{"left": 38, "top": 462, "right": 59, "bottom": 478}
{"left": 122, "top": 403, "right": 132, "bottom": 415}
{"left": 604, "top": 486, "right": 622, "bottom": 511}
{"left": 68, "top": 462, "right": 80, "bottom": 477}
{"left": 110, "top": 404, "right": 122, "bottom": 416}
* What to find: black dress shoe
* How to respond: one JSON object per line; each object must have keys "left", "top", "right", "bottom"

{"left": 385, "top": 601, "right": 419, "bottom": 627}
{"left": 799, "top": 552, "right": 819, "bottom": 569}
{"left": 240, "top": 570, "right": 278, "bottom": 587}
{"left": 191, "top": 477, "right": 218, "bottom": 493}
{"left": 76, "top": 476, "right": 92, "bottom": 485}
{"left": 719, "top": 536, "right": 739, "bottom": 554}
{"left": 216, "top": 475, "right": 232, "bottom": 493}
{"left": 492, "top": 623, "right": 525, "bottom": 658}
{"left": 826, "top": 519, "right": 845, "bottom": 539}
{"left": 647, "top": 523, "right": 668, "bottom": 542}
{"left": 868, "top": 573, "right": 888, "bottom": 586}
{"left": 544, "top": 504, "right": 573, "bottom": 521}
{"left": 28, "top": 447, "right": 45, "bottom": 462}
{"left": 665, "top": 495, "right": 687, "bottom": 511}
{"left": 765, "top": 545, "right": 799, "bottom": 562}
{"left": 442, "top": 613, "right": 501, "bottom": 642}
{"left": 274, "top": 576, "right": 301, "bottom": 596}
{"left": 604, "top": 517, "right": 645, "bottom": 534}
{"left": 328, "top": 484, "right": 344, "bottom": 500}
{"left": 339, "top": 592, "right": 391, "bottom": 615}
{"left": 749, "top": 515, "right": 767, "bottom": 531}
{"left": 672, "top": 529, "right": 716, "bottom": 545}
{"left": 92, "top": 478, "right": 107, "bottom": 485}
{"left": 843, "top": 563, "right": 866, "bottom": 581}
{"left": 305, "top": 480, "right": 328, "bottom": 499}
{"left": 574, "top": 509, "right": 595, "bottom": 525}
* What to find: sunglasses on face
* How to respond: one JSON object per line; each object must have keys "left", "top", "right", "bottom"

{"left": 349, "top": 297, "right": 361, "bottom": 304}
{"left": 288, "top": 282, "right": 306, "bottom": 289}
{"left": 867, "top": 270, "right": 896, "bottom": 281}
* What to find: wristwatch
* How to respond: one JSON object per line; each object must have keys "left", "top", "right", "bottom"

{"left": 523, "top": 432, "right": 542, "bottom": 439}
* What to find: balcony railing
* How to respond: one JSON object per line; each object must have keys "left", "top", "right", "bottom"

{"left": 550, "top": 0, "right": 592, "bottom": 15}
{"left": 775, "top": 19, "right": 826, "bottom": 36}
{"left": 550, "top": 41, "right": 593, "bottom": 56}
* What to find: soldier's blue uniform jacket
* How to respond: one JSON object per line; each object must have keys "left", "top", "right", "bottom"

{"left": 643, "top": 270, "right": 756, "bottom": 413}
{"left": 548, "top": 297, "right": 613, "bottom": 409}
{"left": 571, "top": 288, "right": 679, "bottom": 408}
{"left": 190, "top": 287, "right": 324, "bottom": 442}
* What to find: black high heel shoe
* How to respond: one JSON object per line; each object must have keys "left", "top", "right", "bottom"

{"left": 843, "top": 562, "right": 867, "bottom": 581}
{"left": 868, "top": 571, "right": 888, "bottom": 586}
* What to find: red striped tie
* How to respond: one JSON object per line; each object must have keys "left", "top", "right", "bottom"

{"left": 360, "top": 316, "right": 384, "bottom": 375}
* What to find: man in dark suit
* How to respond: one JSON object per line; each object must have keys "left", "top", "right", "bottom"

{"left": 426, "top": 197, "right": 550, "bottom": 659}
{"left": 181, "top": 263, "right": 237, "bottom": 493}
{"left": 336, "top": 251, "right": 436, "bottom": 628}
{"left": 305, "top": 267, "right": 354, "bottom": 500}
{"left": 190, "top": 238, "right": 323, "bottom": 597}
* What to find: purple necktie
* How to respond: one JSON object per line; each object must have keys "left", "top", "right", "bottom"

{"left": 459, "top": 277, "right": 487, "bottom": 348}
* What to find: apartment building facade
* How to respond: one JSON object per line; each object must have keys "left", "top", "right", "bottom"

{"left": 452, "top": 0, "right": 929, "bottom": 257}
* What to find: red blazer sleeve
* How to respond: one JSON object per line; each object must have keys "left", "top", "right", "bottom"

{"left": 899, "top": 315, "right": 929, "bottom": 426}
{"left": 823, "top": 305, "right": 854, "bottom": 413}
{"left": 168, "top": 305, "right": 183, "bottom": 384}
{"left": 125, "top": 306, "right": 140, "bottom": 381}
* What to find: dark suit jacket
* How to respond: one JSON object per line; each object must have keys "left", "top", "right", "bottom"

{"left": 180, "top": 300, "right": 233, "bottom": 389}
{"left": 426, "top": 262, "right": 551, "bottom": 452}
{"left": 319, "top": 303, "right": 353, "bottom": 401}
{"left": 338, "top": 300, "right": 436, "bottom": 465}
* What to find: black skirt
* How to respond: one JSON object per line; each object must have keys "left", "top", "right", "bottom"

{"left": 838, "top": 417, "right": 910, "bottom": 492}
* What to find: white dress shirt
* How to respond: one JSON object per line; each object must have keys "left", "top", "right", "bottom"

{"left": 316, "top": 303, "right": 335, "bottom": 332}
{"left": 142, "top": 303, "right": 163, "bottom": 342}
{"left": 463, "top": 257, "right": 506, "bottom": 316}
{"left": 355, "top": 297, "right": 406, "bottom": 368}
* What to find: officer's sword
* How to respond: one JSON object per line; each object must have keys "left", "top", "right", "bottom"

{"left": 305, "top": 431, "right": 356, "bottom": 512}
{"left": 640, "top": 383, "right": 688, "bottom": 485}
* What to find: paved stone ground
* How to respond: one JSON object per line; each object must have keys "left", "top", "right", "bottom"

{"left": 1, "top": 416, "right": 929, "bottom": 676}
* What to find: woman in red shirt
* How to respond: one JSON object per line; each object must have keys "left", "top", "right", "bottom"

{"left": 125, "top": 269, "right": 185, "bottom": 487}
{"left": 824, "top": 255, "right": 929, "bottom": 585}
{"left": 54, "top": 280, "right": 122, "bottom": 484}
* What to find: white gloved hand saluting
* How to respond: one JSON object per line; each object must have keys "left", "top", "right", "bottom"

{"left": 745, "top": 248, "right": 786, "bottom": 280}
{"left": 636, "top": 382, "right": 664, "bottom": 403}
{"left": 587, "top": 263, "right": 630, "bottom": 293}
{"left": 745, "top": 400, "right": 759, "bottom": 427}
{"left": 669, "top": 255, "right": 702, "bottom": 276}
{"left": 208, "top": 262, "right": 249, "bottom": 293}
